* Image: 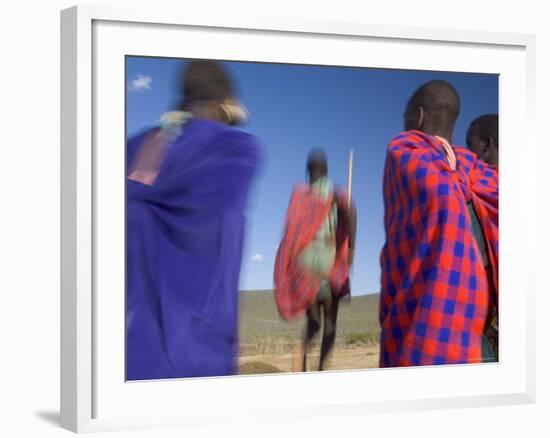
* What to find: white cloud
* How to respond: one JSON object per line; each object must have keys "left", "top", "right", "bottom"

{"left": 128, "top": 74, "right": 152, "bottom": 91}
{"left": 252, "top": 254, "right": 264, "bottom": 262}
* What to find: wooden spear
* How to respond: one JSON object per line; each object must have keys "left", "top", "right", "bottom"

{"left": 347, "top": 149, "right": 354, "bottom": 208}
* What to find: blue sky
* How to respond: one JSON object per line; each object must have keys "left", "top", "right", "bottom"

{"left": 126, "top": 56, "right": 498, "bottom": 295}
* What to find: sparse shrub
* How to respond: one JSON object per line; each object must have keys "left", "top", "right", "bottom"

{"left": 240, "top": 361, "right": 282, "bottom": 374}
{"left": 345, "top": 332, "right": 378, "bottom": 346}
{"left": 244, "top": 335, "right": 294, "bottom": 355}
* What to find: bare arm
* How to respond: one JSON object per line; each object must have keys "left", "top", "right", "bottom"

{"left": 348, "top": 204, "right": 357, "bottom": 265}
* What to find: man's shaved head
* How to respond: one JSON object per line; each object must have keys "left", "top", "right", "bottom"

{"left": 404, "top": 80, "right": 461, "bottom": 141}
{"left": 306, "top": 148, "right": 328, "bottom": 183}
{"left": 181, "top": 60, "right": 235, "bottom": 106}
{"left": 466, "top": 114, "right": 499, "bottom": 166}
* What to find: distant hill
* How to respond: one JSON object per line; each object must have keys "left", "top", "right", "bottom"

{"left": 239, "top": 290, "right": 380, "bottom": 354}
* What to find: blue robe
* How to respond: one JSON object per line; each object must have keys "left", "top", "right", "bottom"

{"left": 126, "top": 118, "right": 260, "bottom": 380}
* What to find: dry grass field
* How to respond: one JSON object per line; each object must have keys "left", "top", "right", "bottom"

{"left": 238, "top": 291, "right": 380, "bottom": 374}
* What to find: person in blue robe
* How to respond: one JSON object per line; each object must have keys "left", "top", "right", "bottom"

{"left": 126, "top": 60, "right": 261, "bottom": 380}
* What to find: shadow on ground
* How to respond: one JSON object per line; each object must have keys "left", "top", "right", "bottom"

{"left": 34, "top": 411, "right": 60, "bottom": 427}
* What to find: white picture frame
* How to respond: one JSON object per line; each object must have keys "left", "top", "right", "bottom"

{"left": 60, "top": 4, "right": 536, "bottom": 433}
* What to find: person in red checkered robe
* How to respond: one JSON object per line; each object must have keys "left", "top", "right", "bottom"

{"left": 466, "top": 114, "right": 499, "bottom": 361}
{"left": 274, "top": 150, "right": 357, "bottom": 371}
{"left": 379, "top": 80, "right": 499, "bottom": 367}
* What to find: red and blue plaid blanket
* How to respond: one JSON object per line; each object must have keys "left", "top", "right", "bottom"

{"left": 379, "top": 130, "right": 498, "bottom": 367}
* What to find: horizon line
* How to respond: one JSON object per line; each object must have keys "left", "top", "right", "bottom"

{"left": 240, "top": 289, "right": 380, "bottom": 296}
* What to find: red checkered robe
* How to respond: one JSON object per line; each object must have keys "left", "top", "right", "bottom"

{"left": 468, "top": 160, "right": 499, "bottom": 294}
{"left": 274, "top": 184, "right": 351, "bottom": 321}
{"left": 379, "top": 130, "right": 498, "bottom": 367}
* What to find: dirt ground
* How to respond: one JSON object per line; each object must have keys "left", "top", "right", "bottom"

{"left": 239, "top": 343, "right": 379, "bottom": 374}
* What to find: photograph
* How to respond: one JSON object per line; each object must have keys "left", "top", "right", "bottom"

{"left": 125, "top": 56, "right": 499, "bottom": 381}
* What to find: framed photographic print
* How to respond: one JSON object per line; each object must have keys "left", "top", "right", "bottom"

{"left": 61, "top": 4, "right": 536, "bottom": 433}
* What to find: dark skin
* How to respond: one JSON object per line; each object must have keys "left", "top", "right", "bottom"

{"left": 466, "top": 126, "right": 498, "bottom": 166}
{"left": 301, "top": 162, "right": 357, "bottom": 371}
{"left": 347, "top": 207, "right": 357, "bottom": 265}
{"left": 404, "top": 105, "right": 454, "bottom": 144}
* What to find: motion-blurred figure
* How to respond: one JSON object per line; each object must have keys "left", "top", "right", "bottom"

{"left": 126, "top": 61, "right": 261, "bottom": 380}
{"left": 274, "top": 149, "right": 357, "bottom": 371}
{"left": 379, "top": 80, "right": 499, "bottom": 367}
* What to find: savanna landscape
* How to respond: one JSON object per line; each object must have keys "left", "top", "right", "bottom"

{"left": 238, "top": 291, "right": 380, "bottom": 374}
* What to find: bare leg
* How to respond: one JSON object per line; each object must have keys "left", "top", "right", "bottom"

{"left": 302, "top": 303, "right": 321, "bottom": 372}
{"left": 319, "top": 294, "right": 340, "bottom": 371}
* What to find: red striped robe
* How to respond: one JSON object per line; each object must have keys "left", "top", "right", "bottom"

{"left": 274, "top": 184, "right": 351, "bottom": 321}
